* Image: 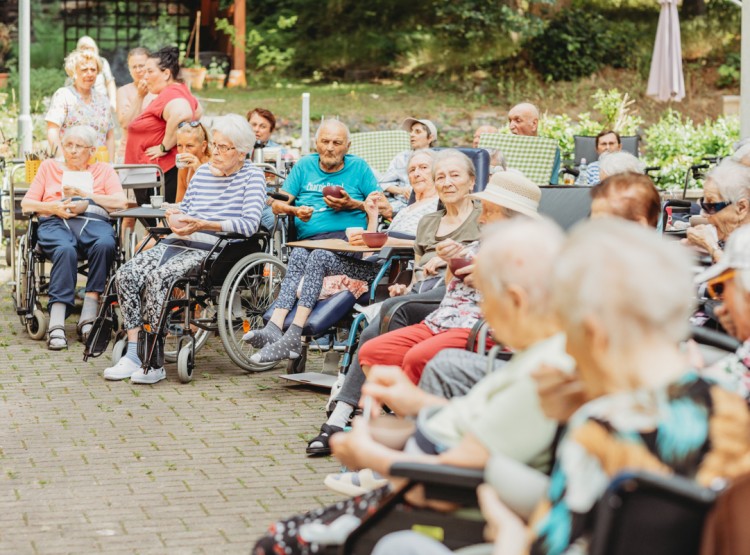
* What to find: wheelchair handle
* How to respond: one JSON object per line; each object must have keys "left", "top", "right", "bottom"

{"left": 267, "top": 191, "right": 290, "bottom": 202}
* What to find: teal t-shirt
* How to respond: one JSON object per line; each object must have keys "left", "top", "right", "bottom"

{"left": 282, "top": 153, "right": 379, "bottom": 239}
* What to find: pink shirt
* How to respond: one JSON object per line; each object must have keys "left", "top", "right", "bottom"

{"left": 25, "top": 159, "right": 123, "bottom": 203}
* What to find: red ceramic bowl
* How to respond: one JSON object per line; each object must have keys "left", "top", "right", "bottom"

{"left": 362, "top": 232, "right": 388, "bottom": 248}
{"left": 322, "top": 185, "right": 345, "bottom": 198}
{"left": 448, "top": 257, "right": 473, "bottom": 280}
{"left": 168, "top": 213, "right": 189, "bottom": 230}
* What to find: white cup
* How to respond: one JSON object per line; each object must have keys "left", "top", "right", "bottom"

{"left": 345, "top": 227, "right": 364, "bottom": 241}
{"left": 175, "top": 153, "right": 189, "bottom": 169}
{"left": 150, "top": 195, "right": 164, "bottom": 209}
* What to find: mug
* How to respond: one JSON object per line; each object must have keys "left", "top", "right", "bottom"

{"left": 150, "top": 195, "right": 164, "bottom": 209}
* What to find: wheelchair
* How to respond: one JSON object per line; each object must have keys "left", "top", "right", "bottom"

{"left": 12, "top": 214, "right": 124, "bottom": 341}
{"left": 83, "top": 225, "right": 287, "bottom": 383}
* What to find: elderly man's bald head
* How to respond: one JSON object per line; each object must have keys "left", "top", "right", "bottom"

{"left": 314, "top": 119, "right": 351, "bottom": 172}
{"left": 508, "top": 103, "right": 540, "bottom": 137}
{"left": 315, "top": 119, "right": 350, "bottom": 143}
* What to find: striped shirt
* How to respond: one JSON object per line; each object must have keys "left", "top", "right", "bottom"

{"left": 179, "top": 161, "right": 266, "bottom": 238}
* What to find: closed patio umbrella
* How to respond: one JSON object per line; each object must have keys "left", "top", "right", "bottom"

{"left": 647, "top": 0, "right": 685, "bottom": 102}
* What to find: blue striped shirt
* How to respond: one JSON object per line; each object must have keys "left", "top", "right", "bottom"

{"left": 179, "top": 161, "right": 266, "bottom": 237}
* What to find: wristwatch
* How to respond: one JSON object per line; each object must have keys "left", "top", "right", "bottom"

{"left": 159, "top": 143, "right": 167, "bottom": 153}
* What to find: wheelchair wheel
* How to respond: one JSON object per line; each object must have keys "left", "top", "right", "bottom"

{"left": 26, "top": 309, "right": 47, "bottom": 340}
{"left": 177, "top": 337, "right": 195, "bottom": 383}
{"left": 217, "top": 253, "right": 286, "bottom": 372}
{"left": 112, "top": 337, "right": 128, "bottom": 364}
{"left": 13, "top": 233, "right": 29, "bottom": 325}
{"left": 164, "top": 301, "right": 214, "bottom": 363}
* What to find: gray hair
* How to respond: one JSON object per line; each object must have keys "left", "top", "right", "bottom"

{"left": 599, "top": 151, "right": 645, "bottom": 177}
{"left": 77, "top": 35, "right": 99, "bottom": 54}
{"left": 706, "top": 158, "right": 750, "bottom": 203}
{"left": 210, "top": 114, "right": 255, "bottom": 155}
{"left": 62, "top": 125, "right": 97, "bottom": 148}
{"left": 432, "top": 149, "right": 476, "bottom": 181}
{"left": 64, "top": 49, "right": 102, "bottom": 79}
{"left": 314, "top": 119, "right": 351, "bottom": 143}
{"left": 477, "top": 217, "right": 565, "bottom": 316}
{"left": 553, "top": 218, "right": 694, "bottom": 353}
{"left": 407, "top": 148, "right": 435, "bottom": 167}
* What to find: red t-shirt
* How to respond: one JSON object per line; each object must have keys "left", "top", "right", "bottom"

{"left": 24, "top": 159, "right": 123, "bottom": 203}
{"left": 124, "top": 83, "right": 199, "bottom": 173}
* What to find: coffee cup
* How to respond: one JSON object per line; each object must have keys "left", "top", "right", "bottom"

{"left": 346, "top": 227, "right": 364, "bottom": 241}
{"left": 150, "top": 195, "right": 164, "bottom": 209}
{"left": 175, "top": 153, "right": 189, "bottom": 169}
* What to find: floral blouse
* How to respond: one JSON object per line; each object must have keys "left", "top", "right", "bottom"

{"left": 45, "top": 86, "right": 113, "bottom": 149}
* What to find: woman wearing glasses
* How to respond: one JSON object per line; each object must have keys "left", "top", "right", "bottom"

{"left": 103, "top": 114, "right": 266, "bottom": 384}
{"left": 685, "top": 159, "right": 750, "bottom": 264}
{"left": 174, "top": 120, "right": 211, "bottom": 203}
{"left": 124, "top": 46, "right": 201, "bottom": 204}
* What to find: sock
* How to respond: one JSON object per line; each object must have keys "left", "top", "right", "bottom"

{"left": 124, "top": 341, "right": 141, "bottom": 366}
{"left": 328, "top": 401, "right": 355, "bottom": 429}
{"left": 49, "top": 303, "right": 66, "bottom": 339}
{"left": 79, "top": 295, "right": 98, "bottom": 336}
{"left": 251, "top": 324, "right": 303, "bottom": 363}
{"left": 243, "top": 320, "right": 283, "bottom": 348}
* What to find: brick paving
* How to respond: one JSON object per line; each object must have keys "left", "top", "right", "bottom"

{"left": 0, "top": 283, "right": 343, "bottom": 554}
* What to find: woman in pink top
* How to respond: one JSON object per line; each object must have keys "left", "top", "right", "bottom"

{"left": 22, "top": 125, "right": 127, "bottom": 351}
{"left": 125, "top": 46, "right": 200, "bottom": 204}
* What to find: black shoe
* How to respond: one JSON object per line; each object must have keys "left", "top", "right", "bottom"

{"left": 306, "top": 423, "right": 344, "bottom": 456}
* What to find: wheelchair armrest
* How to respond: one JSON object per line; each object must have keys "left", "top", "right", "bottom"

{"left": 389, "top": 462, "right": 484, "bottom": 492}
{"left": 664, "top": 199, "right": 692, "bottom": 209}
{"left": 378, "top": 245, "right": 415, "bottom": 260}
{"left": 380, "top": 297, "right": 442, "bottom": 334}
{"left": 147, "top": 227, "right": 172, "bottom": 236}
{"left": 690, "top": 325, "right": 741, "bottom": 353}
{"left": 216, "top": 231, "right": 251, "bottom": 240}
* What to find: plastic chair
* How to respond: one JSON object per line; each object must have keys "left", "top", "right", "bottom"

{"left": 573, "top": 135, "right": 640, "bottom": 165}
{"left": 349, "top": 130, "right": 410, "bottom": 175}
{"left": 538, "top": 185, "right": 592, "bottom": 230}
{"left": 477, "top": 134, "right": 559, "bottom": 185}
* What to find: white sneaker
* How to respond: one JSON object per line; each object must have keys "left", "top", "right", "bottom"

{"left": 103, "top": 357, "right": 141, "bottom": 381}
{"left": 130, "top": 366, "right": 166, "bottom": 384}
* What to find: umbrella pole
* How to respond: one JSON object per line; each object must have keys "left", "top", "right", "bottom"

{"left": 742, "top": 0, "right": 750, "bottom": 138}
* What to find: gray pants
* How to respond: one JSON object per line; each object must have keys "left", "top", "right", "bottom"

{"left": 418, "top": 348, "right": 506, "bottom": 399}
{"left": 373, "top": 531, "right": 493, "bottom": 555}
{"left": 335, "top": 286, "right": 447, "bottom": 407}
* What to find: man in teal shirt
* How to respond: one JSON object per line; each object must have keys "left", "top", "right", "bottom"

{"left": 272, "top": 120, "right": 379, "bottom": 239}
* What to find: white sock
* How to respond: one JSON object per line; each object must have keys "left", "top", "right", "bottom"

{"left": 327, "top": 401, "right": 355, "bottom": 429}
{"left": 49, "top": 303, "right": 66, "bottom": 338}
{"left": 80, "top": 295, "right": 98, "bottom": 334}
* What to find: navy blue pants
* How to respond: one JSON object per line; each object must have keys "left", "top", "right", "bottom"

{"left": 36, "top": 217, "right": 117, "bottom": 310}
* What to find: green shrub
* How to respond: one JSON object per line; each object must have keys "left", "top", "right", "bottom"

{"left": 7, "top": 67, "right": 66, "bottom": 113}
{"left": 717, "top": 52, "right": 740, "bottom": 88}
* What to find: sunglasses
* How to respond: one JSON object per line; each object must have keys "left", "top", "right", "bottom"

{"left": 706, "top": 269, "right": 735, "bottom": 300}
{"left": 699, "top": 197, "right": 733, "bottom": 215}
{"left": 178, "top": 121, "right": 202, "bottom": 129}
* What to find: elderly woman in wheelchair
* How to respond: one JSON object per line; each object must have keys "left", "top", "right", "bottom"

{"left": 102, "top": 114, "right": 266, "bottom": 384}
{"left": 21, "top": 124, "right": 127, "bottom": 351}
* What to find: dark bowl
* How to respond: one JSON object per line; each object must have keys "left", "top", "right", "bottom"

{"left": 362, "top": 232, "right": 388, "bottom": 248}
{"left": 322, "top": 185, "right": 345, "bottom": 199}
{"left": 448, "top": 257, "right": 473, "bottom": 280}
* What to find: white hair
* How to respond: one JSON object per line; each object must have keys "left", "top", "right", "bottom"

{"left": 62, "top": 125, "right": 97, "bottom": 148}
{"left": 407, "top": 148, "right": 435, "bottom": 167}
{"left": 553, "top": 218, "right": 694, "bottom": 353}
{"left": 314, "top": 119, "right": 351, "bottom": 143}
{"left": 64, "top": 49, "right": 102, "bottom": 79}
{"left": 211, "top": 114, "right": 255, "bottom": 155}
{"left": 599, "top": 151, "right": 645, "bottom": 177}
{"left": 477, "top": 217, "right": 565, "bottom": 316}
{"left": 706, "top": 158, "right": 750, "bottom": 203}
{"left": 76, "top": 36, "right": 99, "bottom": 55}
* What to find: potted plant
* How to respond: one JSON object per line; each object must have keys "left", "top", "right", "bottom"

{"left": 0, "top": 23, "right": 13, "bottom": 89}
{"left": 204, "top": 57, "right": 228, "bottom": 89}
{"left": 179, "top": 55, "right": 207, "bottom": 90}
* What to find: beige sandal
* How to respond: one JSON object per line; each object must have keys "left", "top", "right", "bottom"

{"left": 324, "top": 468, "right": 389, "bottom": 496}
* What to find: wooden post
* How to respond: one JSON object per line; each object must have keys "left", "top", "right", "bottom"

{"left": 195, "top": 11, "right": 201, "bottom": 67}
{"left": 227, "top": 0, "right": 247, "bottom": 88}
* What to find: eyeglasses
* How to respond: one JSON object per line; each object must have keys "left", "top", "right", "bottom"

{"left": 700, "top": 197, "right": 733, "bottom": 215}
{"left": 178, "top": 121, "right": 202, "bottom": 129}
{"left": 62, "top": 143, "right": 92, "bottom": 152}
{"left": 211, "top": 143, "right": 236, "bottom": 154}
{"left": 706, "top": 269, "right": 735, "bottom": 300}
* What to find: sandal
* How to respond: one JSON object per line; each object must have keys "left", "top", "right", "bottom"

{"left": 306, "top": 423, "right": 343, "bottom": 456}
{"left": 47, "top": 326, "right": 68, "bottom": 351}
{"left": 76, "top": 319, "right": 95, "bottom": 343}
{"left": 324, "top": 469, "right": 389, "bottom": 497}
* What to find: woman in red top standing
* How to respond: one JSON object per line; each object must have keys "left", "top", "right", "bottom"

{"left": 125, "top": 46, "right": 201, "bottom": 204}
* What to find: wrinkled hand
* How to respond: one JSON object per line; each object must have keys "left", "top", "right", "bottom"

{"left": 685, "top": 224, "right": 719, "bottom": 253}
{"left": 164, "top": 206, "right": 182, "bottom": 217}
{"left": 532, "top": 364, "right": 586, "bottom": 423}
{"left": 435, "top": 238, "right": 466, "bottom": 262}
{"left": 295, "top": 206, "right": 314, "bottom": 222}
{"left": 324, "top": 189, "right": 362, "bottom": 211}
{"left": 477, "top": 483, "right": 527, "bottom": 550}
{"left": 715, "top": 303, "right": 738, "bottom": 338}
{"left": 171, "top": 215, "right": 203, "bottom": 235}
{"left": 62, "top": 185, "right": 88, "bottom": 199}
{"left": 364, "top": 191, "right": 381, "bottom": 217}
{"left": 388, "top": 283, "right": 409, "bottom": 297}
{"left": 377, "top": 195, "right": 393, "bottom": 219}
{"left": 454, "top": 261, "right": 476, "bottom": 288}
{"left": 349, "top": 230, "right": 366, "bottom": 246}
{"left": 420, "top": 255, "right": 446, "bottom": 276}
{"left": 179, "top": 152, "right": 202, "bottom": 170}
{"left": 145, "top": 145, "right": 167, "bottom": 160}
{"left": 53, "top": 199, "right": 75, "bottom": 219}
{"left": 329, "top": 417, "right": 386, "bottom": 471}
{"left": 362, "top": 365, "right": 422, "bottom": 418}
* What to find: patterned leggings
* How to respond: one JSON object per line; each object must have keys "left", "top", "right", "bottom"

{"left": 253, "top": 485, "right": 390, "bottom": 555}
{"left": 275, "top": 248, "right": 380, "bottom": 310}
{"left": 115, "top": 244, "right": 206, "bottom": 330}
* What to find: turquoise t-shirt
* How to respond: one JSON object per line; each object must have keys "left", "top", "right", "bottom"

{"left": 282, "top": 153, "right": 379, "bottom": 239}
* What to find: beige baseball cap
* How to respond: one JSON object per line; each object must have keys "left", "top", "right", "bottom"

{"left": 401, "top": 118, "right": 438, "bottom": 142}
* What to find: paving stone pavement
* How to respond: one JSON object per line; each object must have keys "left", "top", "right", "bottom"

{"left": 0, "top": 284, "right": 344, "bottom": 554}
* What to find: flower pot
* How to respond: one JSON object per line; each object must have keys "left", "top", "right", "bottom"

{"left": 179, "top": 67, "right": 207, "bottom": 90}
{"left": 0, "top": 72, "right": 9, "bottom": 89}
{"left": 205, "top": 74, "right": 226, "bottom": 90}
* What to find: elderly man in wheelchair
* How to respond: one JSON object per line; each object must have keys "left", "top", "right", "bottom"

{"left": 101, "top": 114, "right": 266, "bottom": 384}
{"left": 21, "top": 124, "right": 127, "bottom": 351}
